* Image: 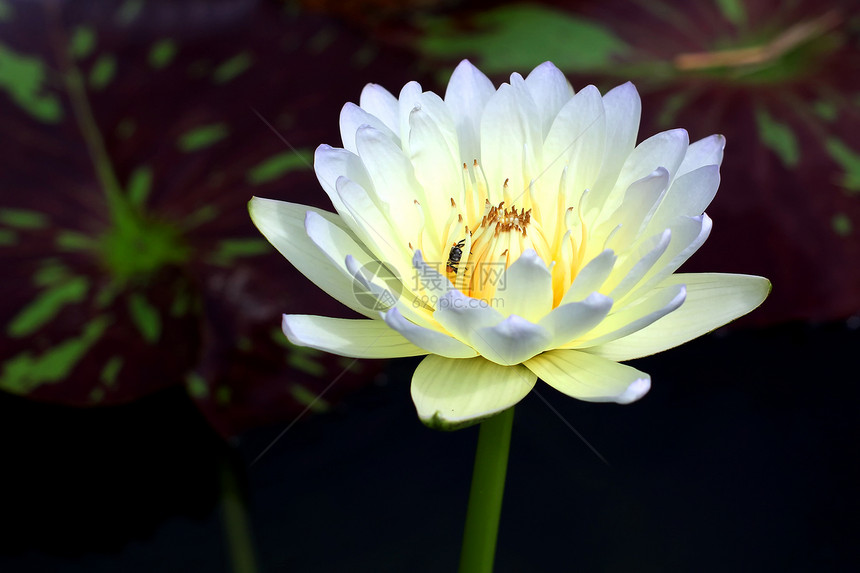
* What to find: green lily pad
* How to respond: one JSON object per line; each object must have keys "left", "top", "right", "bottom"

{"left": 0, "top": 0, "right": 387, "bottom": 433}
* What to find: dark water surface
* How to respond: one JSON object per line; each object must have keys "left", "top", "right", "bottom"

{"left": 1, "top": 321, "right": 856, "bottom": 572}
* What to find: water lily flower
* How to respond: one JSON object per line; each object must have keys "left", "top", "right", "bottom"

{"left": 251, "top": 60, "right": 770, "bottom": 430}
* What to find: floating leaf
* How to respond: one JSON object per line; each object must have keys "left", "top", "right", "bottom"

{"left": 416, "top": 4, "right": 629, "bottom": 76}
{"left": 0, "top": 0, "right": 388, "bottom": 432}
{"left": 408, "top": 0, "right": 860, "bottom": 324}
{"left": 558, "top": 0, "right": 860, "bottom": 324}
{"left": 1, "top": 316, "right": 110, "bottom": 394}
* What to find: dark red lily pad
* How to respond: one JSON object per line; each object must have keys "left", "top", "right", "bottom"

{"left": 0, "top": 0, "right": 436, "bottom": 435}
{"left": 409, "top": 0, "right": 860, "bottom": 324}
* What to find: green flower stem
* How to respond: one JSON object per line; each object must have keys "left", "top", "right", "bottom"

{"left": 459, "top": 407, "right": 515, "bottom": 573}
{"left": 220, "top": 457, "right": 259, "bottom": 573}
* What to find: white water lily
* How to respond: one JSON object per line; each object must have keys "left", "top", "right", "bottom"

{"left": 251, "top": 60, "right": 770, "bottom": 430}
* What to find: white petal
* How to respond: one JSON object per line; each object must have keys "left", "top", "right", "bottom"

{"left": 471, "top": 315, "right": 552, "bottom": 366}
{"left": 677, "top": 134, "right": 725, "bottom": 177}
{"left": 359, "top": 83, "right": 400, "bottom": 134}
{"left": 587, "top": 273, "right": 771, "bottom": 361}
{"left": 305, "top": 210, "right": 374, "bottom": 269}
{"left": 282, "top": 315, "right": 427, "bottom": 358}
{"left": 541, "top": 85, "right": 605, "bottom": 213}
{"left": 339, "top": 102, "right": 399, "bottom": 155}
{"left": 605, "top": 229, "right": 671, "bottom": 301}
{"left": 445, "top": 59, "right": 496, "bottom": 164}
{"left": 408, "top": 103, "right": 463, "bottom": 234}
{"left": 648, "top": 164, "right": 720, "bottom": 233}
{"left": 345, "top": 254, "right": 402, "bottom": 316}
{"left": 621, "top": 128, "right": 689, "bottom": 185}
{"left": 498, "top": 249, "right": 553, "bottom": 321}
{"left": 621, "top": 214, "right": 712, "bottom": 304}
{"left": 603, "top": 167, "right": 670, "bottom": 251}
{"left": 411, "top": 354, "right": 536, "bottom": 429}
{"left": 412, "top": 249, "right": 454, "bottom": 300}
{"left": 570, "top": 283, "right": 687, "bottom": 348}
{"left": 480, "top": 79, "right": 542, "bottom": 204}
{"left": 355, "top": 125, "right": 423, "bottom": 236}
{"left": 336, "top": 176, "right": 411, "bottom": 278}
{"left": 305, "top": 210, "right": 405, "bottom": 319}
{"left": 415, "top": 91, "right": 461, "bottom": 161}
{"left": 397, "top": 81, "right": 423, "bottom": 150}
{"left": 383, "top": 306, "right": 478, "bottom": 358}
{"left": 341, "top": 253, "right": 437, "bottom": 331}
{"left": 561, "top": 249, "right": 617, "bottom": 304}
{"left": 434, "top": 289, "right": 506, "bottom": 339}
{"left": 249, "top": 197, "right": 375, "bottom": 318}
{"left": 538, "top": 292, "right": 613, "bottom": 347}
{"left": 594, "top": 128, "right": 689, "bottom": 224}
{"left": 524, "top": 61, "right": 574, "bottom": 138}
{"left": 313, "top": 145, "right": 373, "bottom": 230}
{"left": 525, "top": 349, "right": 650, "bottom": 404}
{"left": 588, "top": 82, "right": 641, "bottom": 207}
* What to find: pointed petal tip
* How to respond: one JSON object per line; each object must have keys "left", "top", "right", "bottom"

{"left": 281, "top": 314, "right": 298, "bottom": 344}
{"left": 533, "top": 60, "right": 561, "bottom": 72}
{"left": 583, "top": 290, "right": 614, "bottom": 306}
{"left": 420, "top": 409, "right": 502, "bottom": 431}
{"left": 610, "top": 80, "right": 639, "bottom": 97}
{"left": 652, "top": 165, "right": 670, "bottom": 178}
{"left": 744, "top": 275, "right": 772, "bottom": 309}
{"left": 509, "top": 247, "right": 543, "bottom": 268}
{"left": 247, "top": 194, "right": 273, "bottom": 213}
{"left": 616, "top": 376, "right": 651, "bottom": 404}
{"left": 412, "top": 249, "right": 424, "bottom": 265}
{"left": 453, "top": 58, "right": 478, "bottom": 72}
{"left": 447, "top": 59, "right": 495, "bottom": 95}
{"left": 344, "top": 253, "right": 360, "bottom": 274}
{"left": 302, "top": 208, "right": 320, "bottom": 230}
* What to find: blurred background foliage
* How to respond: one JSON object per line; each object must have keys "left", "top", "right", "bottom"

{"left": 0, "top": 0, "right": 858, "bottom": 570}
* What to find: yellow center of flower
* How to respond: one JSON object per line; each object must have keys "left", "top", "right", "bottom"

{"left": 435, "top": 160, "right": 587, "bottom": 306}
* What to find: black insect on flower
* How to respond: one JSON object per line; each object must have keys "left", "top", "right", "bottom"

{"left": 446, "top": 239, "right": 466, "bottom": 274}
